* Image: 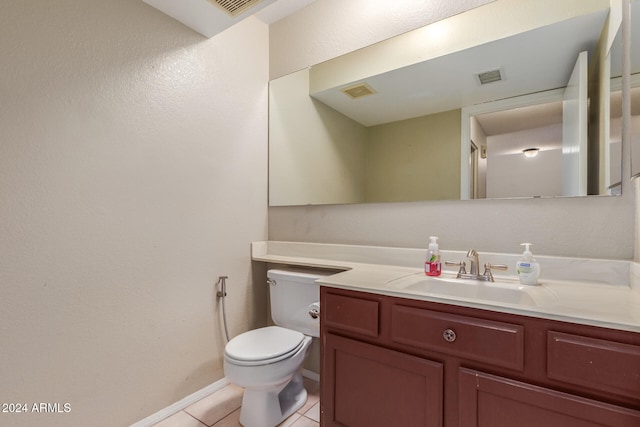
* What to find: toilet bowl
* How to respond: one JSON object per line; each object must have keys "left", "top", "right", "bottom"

{"left": 223, "top": 268, "right": 329, "bottom": 427}
{"left": 224, "top": 327, "right": 312, "bottom": 426}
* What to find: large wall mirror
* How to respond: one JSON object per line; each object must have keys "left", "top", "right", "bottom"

{"left": 631, "top": 0, "right": 640, "bottom": 177}
{"left": 269, "top": 0, "right": 628, "bottom": 206}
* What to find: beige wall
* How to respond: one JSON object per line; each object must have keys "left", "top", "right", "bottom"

{"left": 0, "top": 1, "right": 268, "bottom": 426}
{"left": 269, "top": 69, "right": 367, "bottom": 206}
{"left": 366, "top": 110, "right": 461, "bottom": 202}
{"left": 270, "top": 70, "right": 461, "bottom": 205}
{"left": 268, "top": 0, "right": 636, "bottom": 260}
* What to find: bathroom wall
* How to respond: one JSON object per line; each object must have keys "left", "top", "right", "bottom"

{"left": 0, "top": 1, "right": 268, "bottom": 426}
{"left": 366, "top": 109, "right": 461, "bottom": 202}
{"left": 268, "top": 0, "right": 636, "bottom": 260}
{"left": 485, "top": 124, "right": 563, "bottom": 198}
{"left": 269, "top": 68, "right": 367, "bottom": 206}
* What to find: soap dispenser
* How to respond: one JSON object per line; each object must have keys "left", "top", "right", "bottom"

{"left": 516, "top": 243, "right": 540, "bottom": 285}
{"left": 425, "top": 236, "right": 442, "bottom": 276}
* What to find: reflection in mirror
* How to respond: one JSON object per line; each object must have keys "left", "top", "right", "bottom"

{"left": 607, "top": 2, "right": 624, "bottom": 194}
{"left": 464, "top": 91, "right": 566, "bottom": 199}
{"left": 269, "top": 1, "right": 622, "bottom": 206}
{"left": 630, "top": 0, "right": 640, "bottom": 177}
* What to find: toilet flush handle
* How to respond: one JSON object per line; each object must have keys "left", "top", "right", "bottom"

{"left": 308, "top": 302, "right": 320, "bottom": 319}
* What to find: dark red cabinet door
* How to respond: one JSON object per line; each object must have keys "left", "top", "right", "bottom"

{"left": 323, "top": 333, "right": 444, "bottom": 427}
{"left": 458, "top": 368, "right": 640, "bottom": 427}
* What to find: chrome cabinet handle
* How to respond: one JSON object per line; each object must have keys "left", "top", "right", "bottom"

{"left": 443, "top": 328, "right": 457, "bottom": 343}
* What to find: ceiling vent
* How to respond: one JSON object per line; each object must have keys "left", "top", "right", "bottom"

{"left": 476, "top": 68, "right": 503, "bottom": 85}
{"left": 207, "top": 0, "right": 263, "bottom": 17}
{"left": 341, "top": 83, "right": 377, "bottom": 99}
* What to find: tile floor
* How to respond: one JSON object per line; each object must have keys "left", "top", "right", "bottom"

{"left": 152, "top": 378, "right": 320, "bottom": 427}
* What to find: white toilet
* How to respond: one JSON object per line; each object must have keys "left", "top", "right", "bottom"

{"left": 223, "top": 268, "right": 329, "bottom": 427}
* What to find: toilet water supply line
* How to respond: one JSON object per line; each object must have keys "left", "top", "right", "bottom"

{"left": 216, "top": 276, "right": 230, "bottom": 342}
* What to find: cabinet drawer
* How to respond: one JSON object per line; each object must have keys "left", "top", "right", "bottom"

{"left": 323, "top": 292, "right": 379, "bottom": 337}
{"left": 547, "top": 331, "right": 640, "bottom": 399}
{"left": 391, "top": 305, "right": 524, "bottom": 370}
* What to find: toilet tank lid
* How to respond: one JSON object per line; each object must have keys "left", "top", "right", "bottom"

{"left": 225, "top": 326, "right": 304, "bottom": 362}
{"left": 267, "top": 268, "right": 335, "bottom": 282}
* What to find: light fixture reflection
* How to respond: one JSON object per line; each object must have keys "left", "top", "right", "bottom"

{"left": 522, "top": 148, "right": 540, "bottom": 158}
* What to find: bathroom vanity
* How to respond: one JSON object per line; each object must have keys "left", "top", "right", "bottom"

{"left": 251, "top": 241, "right": 640, "bottom": 427}
{"left": 321, "top": 286, "right": 640, "bottom": 427}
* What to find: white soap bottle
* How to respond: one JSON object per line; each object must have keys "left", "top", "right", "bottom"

{"left": 516, "top": 243, "right": 540, "bottom": 285}
{"left": 425, "top": 236, "right": 442, "bottom": 277}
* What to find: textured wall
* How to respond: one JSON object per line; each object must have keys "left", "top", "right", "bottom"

{"left": 268, "top": 0, "right": 636, "bottom": 260}
{"left": 0, "top": 1, "right": 268, "bottom": 425}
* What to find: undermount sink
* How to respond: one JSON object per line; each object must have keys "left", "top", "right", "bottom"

{"left": 387, "top": 274, "right": 537, "bottom": 306}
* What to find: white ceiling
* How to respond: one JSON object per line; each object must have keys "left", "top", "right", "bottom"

{"left": 475, "top": 101, "right": 563, "bottom": 137}
{"left": 309, "top": 9, "right": 609, "bottom": 128}
{"left": 144, "top": 1, "right": 637, "bottom": 138}
{"left": 143, "top": 0, "right": 318, "bottom": 38}
{"left": 255, "top": 0, "right": 318, "bottom": 24}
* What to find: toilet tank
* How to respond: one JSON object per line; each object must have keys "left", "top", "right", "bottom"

{"left": 267, "top": 268, "right": 333, "bottom": 338}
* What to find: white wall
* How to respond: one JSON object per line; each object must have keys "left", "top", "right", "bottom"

{"left": 268, "top": 0, "right": 636, "bottom": 260}
{"left": 487, "top": 149, "right": 562, "bottom": 198}
{"left": 486, "top": 124, "right": 563, "bottom": 198}
{"left": 0, "top": 1, "right": 268, "bottom": 426}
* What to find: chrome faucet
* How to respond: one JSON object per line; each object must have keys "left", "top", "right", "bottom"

{"left": 446, "top": 249, "right": 508, "bottom": 282}
{"left": 467, "top": 249, "right": 480, "bottom": 276}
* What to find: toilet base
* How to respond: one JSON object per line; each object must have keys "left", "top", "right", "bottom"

{"left": 239, "top": 372, "right": 308, "bottom": 427}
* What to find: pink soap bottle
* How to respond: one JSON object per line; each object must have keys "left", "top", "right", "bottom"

{"left": 425, "top": 236, "right": 442, "bottom": 276}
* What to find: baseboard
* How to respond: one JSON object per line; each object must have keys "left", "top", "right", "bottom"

{"left": 302, "top": 368, "right": 320, "bottom": 383}
{"left": 129, "top": 377, "right": 230, "bottom": 427}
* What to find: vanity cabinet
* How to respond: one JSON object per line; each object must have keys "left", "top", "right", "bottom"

{"left": 320, "top": 287, "right": 640, "bottom": 427}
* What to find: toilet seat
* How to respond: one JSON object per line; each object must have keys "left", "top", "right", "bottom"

{"left": 225, "top": 326, "right": 305, "bottom": 366}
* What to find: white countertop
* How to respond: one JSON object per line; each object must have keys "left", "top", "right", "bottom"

{"left": 252, "top": 241, "right": 640, "bottom": 333}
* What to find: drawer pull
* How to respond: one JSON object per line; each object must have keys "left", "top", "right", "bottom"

{"left": 443, "top": 329, "right": 457, "bottom": 343}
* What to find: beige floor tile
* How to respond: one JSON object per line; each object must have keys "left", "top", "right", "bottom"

{"left": 212, "top": 407, "right": 242, "bottom": 426}
{"left": 184, "top": 384, "right": 243, "bottom": 426}
{"left": 160, "top": 379, "right": 319, "bottom": 427}
{"left": 290, "top": 415, "right": 319, "bottom": 427}
{"left": 303, "top": 402, "right": 320, "bottom": 422}
{"left": 278, "top": 412, "right": 302, "bottom": 427}
{"left": 152, "top": 411, "right": 207, "bottom": 427}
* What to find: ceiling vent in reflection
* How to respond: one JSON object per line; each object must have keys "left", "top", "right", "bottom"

{"left": 341, "top": 83, "right": 377, "bottom": 99}
{"left": 207, "top": 0, "right": 263, "bottom": 16}
{"left": 476, "top": 68, "right": 503, "bottom": 85}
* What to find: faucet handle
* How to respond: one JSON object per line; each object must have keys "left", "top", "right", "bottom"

{"left": 482, "top": 263, "right": 508, "bottom": 282}
{"left": 445, "top": 261, "right": 467, "bottom": 277}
